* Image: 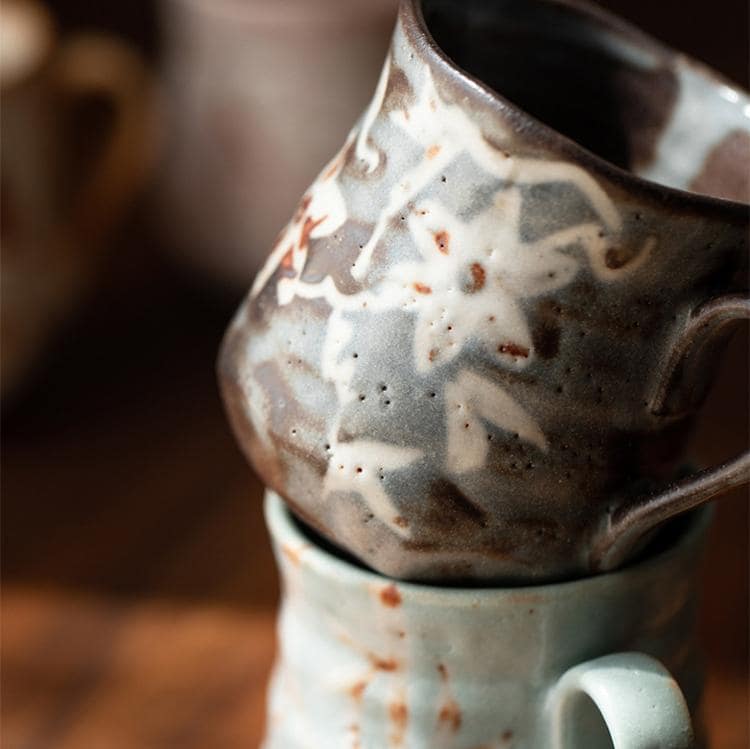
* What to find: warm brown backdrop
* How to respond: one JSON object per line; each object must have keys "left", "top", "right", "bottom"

{"left": 2, "top": 1, "right": 748, "bottom": 747}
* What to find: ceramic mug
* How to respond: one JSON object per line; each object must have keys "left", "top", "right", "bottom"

{"left": 1, "top": 0, "right": 156, "bottom": 395}
{"left": 263, "top": 490, "right": 706, "bottom": 749}
{"left": 220, "top": 0, "right": 749, "bottom": 583}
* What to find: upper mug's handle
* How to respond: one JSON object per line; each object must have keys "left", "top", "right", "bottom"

{"left": 593, "top": 295, "right": 749, "bottom": 571}
{"left": 547, "top": 652, "right": 694, "bottom": 749}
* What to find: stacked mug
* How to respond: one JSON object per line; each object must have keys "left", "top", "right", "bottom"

{"left": 219, "top": 0, "right": 749, "bottom": 746}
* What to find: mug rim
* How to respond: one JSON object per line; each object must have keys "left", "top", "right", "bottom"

{"left": 265, "top": 490, "right": 712, "bottom": 604}
{"left": 401, "top": 0, "right": 750, "bottom": 217}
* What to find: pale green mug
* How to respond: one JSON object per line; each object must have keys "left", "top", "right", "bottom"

{"left": 263, "top": 490, "right": 708, "bottom": 748}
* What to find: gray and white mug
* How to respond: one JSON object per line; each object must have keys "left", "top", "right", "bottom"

{"left": 220, "top": 0, "right": 749, "bottom": 583}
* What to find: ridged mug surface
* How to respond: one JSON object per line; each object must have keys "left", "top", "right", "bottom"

{"left": 262, "top": 492, "right": 706, "bottom": 749}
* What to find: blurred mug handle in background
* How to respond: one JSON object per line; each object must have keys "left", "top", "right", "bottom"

{"left": 1, "top": 0, "right": 159, "bottom": 398}
{"left": 52, "top": 32, "right": 158, "bottom": 246}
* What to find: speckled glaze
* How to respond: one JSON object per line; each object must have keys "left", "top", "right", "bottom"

{"left": 220, "top": 0, "right": 750, "bottom": 582}
{"left": 263, "top": 492, "right": 704, "bottom": 749}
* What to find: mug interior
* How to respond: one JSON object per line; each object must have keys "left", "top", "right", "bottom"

{"left": 421, "top": 0, "right": 750, "bottom": 201}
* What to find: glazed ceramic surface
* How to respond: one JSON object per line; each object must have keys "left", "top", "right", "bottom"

{"left": 220, "top": 0, "right": 750, "bottom": 582}
{"left": 263, "top": 491, "right": 705, "bottom": 749}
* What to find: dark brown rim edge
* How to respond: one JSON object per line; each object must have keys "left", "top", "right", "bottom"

{"left": 400, "top": 0, "right": 750, "bottom": 220}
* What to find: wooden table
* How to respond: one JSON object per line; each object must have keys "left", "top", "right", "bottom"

{"left": 2, "top": 220, "right": 747, "bottom": 747}
{"left": 2, "top": 587, "right": 275, "bottom": 749}
{"left": 2, "top": 582, "right": 746, "bottom": 749}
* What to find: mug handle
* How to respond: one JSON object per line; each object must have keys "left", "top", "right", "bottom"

{"left": 592, "top": 295, "right": 750, "bottom": 571}
{"left": 53, "top": 33, "right": 157, "bottom": 245}
{"left": 547, "top": 652, "right": 694, "bottom": 749}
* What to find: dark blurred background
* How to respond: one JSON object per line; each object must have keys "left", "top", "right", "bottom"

{"left": 1, "top": 0, "right": 748, "bottom": 746}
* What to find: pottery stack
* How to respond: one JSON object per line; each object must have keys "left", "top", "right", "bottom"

{"left": 219, "top": 0, "right": 749, "bottom": 746}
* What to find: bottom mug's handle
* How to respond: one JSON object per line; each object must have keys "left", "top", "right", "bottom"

{"left": 547, "top": 652, "right": 694, "bottom": 749}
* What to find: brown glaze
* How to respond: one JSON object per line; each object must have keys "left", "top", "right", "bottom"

{"left": 383, "top": 65, "right": 415, "bottom": 113}
{"left": 690, "top": 130, "right": 750, "bottom": 203}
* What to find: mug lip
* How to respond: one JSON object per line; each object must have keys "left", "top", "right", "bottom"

{"left": 265, "top": 490, "right": 712, "bottom": 604}
{"left": 400, "top": 0, "right": 750, "bottom": 217}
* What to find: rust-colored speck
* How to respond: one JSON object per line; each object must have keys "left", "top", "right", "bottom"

{"left": 380, "top": 584, "right": 402, "bottom": 608}
{"left": 281, "top": 544, "right": 303, "bottom": 565}
{"left": 497, "top": 342, "right": 530, "bottom": 358}
{"left": 466, "top": 262, "right": 486, "bottom": 292}
{"left": 433, "top": 230, "right": 450, "bottom": 254}
{"left": 438, "top": 700, "right": 462, "bottom": 731}
{"left": 413, "top": 282, "right": 432, "bottom": 294}
{"left": 437, "top": 663, "right": 448, "bottom": 681}
{"left": 298, "top": 214, "right": 327, "bottom": 250}
{"left": 389, "top": 702, "right": 409, "bottom": 729}
{"left": 350, "top": 723, "right": 362, "bottom": 749}
{"left": 605, "top": 246, "right": 630, "bottom": 269}
{"left": 426, "top": 144, "right": 442, "bottom": 160}
{"left": 279, "top": 246, "right": 295, "bottom": 271}
{"left": 393, "top": 515, "right": 409, "bottom": 528}
{"left": 350, "top": 680, "right": 368, "bottom": 702}
{"left": 293, "top": 194, "right": 312, "bottom": 222}
{"left": 368, "top": 654, "right": 399, "bottom": 672}
{"left": 429, "top": 99, "right": 437, "bottom": 111}
{"left": 501, "top": 729, "right": 514, "bottom": 741}
{"left": 428, "top": 348, "right": 439, "bottom": 363}
{"left": 323, "top": 152, "right": 345, "bottom": 180}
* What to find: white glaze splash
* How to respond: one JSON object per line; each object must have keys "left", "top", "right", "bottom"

{"left": 350, "top": 67, "right": 623, "bottom": 282}
{"left": 638, "top": 62, "right": 750, "bottom": 192}
{"left": 445, "top": 370, "right": 547, "bottom": 474}
{"left": 242, "top": 57, "right": 660, "bottom": 533}
{"left": 355, "top": 55, "right": 391, "bottom": 173}
{"left": 377, "top": 188, "right": 580, "bottom": 373}
{"left": 250, "top": 133, "right": 352, "bottom": 300}
{"left": 323, "top": 441, "right": 423, "bottom": 535}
